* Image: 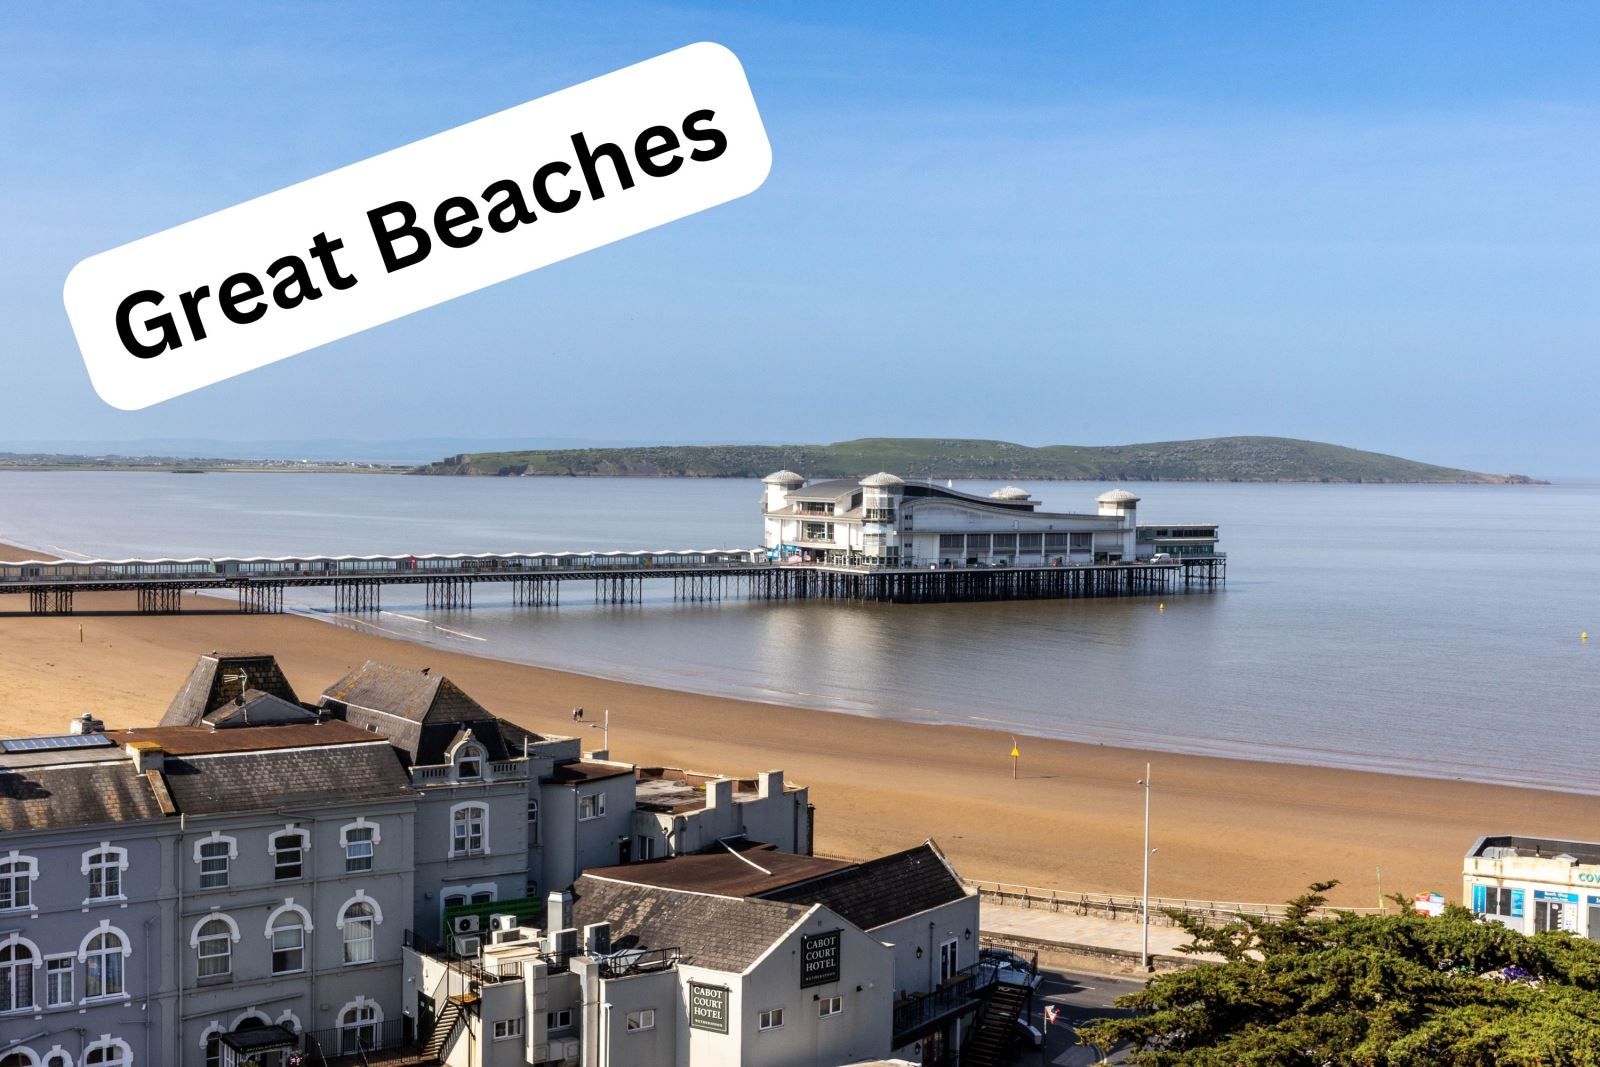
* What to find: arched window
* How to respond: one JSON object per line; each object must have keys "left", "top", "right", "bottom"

{"left": 43, "top": 1052, "right": 69, "bottom": 1067}
{"left": 341, "top": 901, "right": 376, "bottom": 964}
{"left": 269, "top": 910, "right": 306, "bottom": 974}
{"left": 82, "top": 1039, "right": 131, "bottom": 1067}
{"left": 195, "top": 918, "right": 232, "bottom": 978}
{"left": 450, "top": 803, "right": 487, "bottom": 856}
{"left": 0, "top": 855, "right": 36, "bottom": 911}
{"left": 270, "top": 829, "right": 308, "bottom": 881}
{"left": 83, "top": 846, "right": 126, "bottom": 901}
{"left": 83, "top": 928, "right": 127, "bottom": 998}
{"left": 0, "top": 1050, "right": 38, "bottom": 1067}
{"left": 456, "top": 744, "right": 483, "bottom": 781}
{"left": 339, "top": 1000, "right": 381, "bottom": 1055}
{"left": 0, "top": 937, "right": 35, "bottom": 1012}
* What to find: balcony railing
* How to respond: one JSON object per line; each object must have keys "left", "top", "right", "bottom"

{"left": 301, "top": 1018, "right": 410, "bottom": 1063}
{"left": 891, "top": 962, "right": 988, "bottom": 1046}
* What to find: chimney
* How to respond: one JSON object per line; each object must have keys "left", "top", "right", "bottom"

{"left": 583, "top": 921, "right": 611, "bottom": 956}
{"left": 546, "top": 889, "right": 571, "bottom": 933}
{"left": 125, "top": 740, "right": 164, "bottom": 773}
{"left": 758, "top": 770, "right": 784, "bottom": 799}
{"left": 71, "top": 713, "right": 105, "bottom": 735}
{"left": 707, "top": 778, "right": 733, "bottom": 810}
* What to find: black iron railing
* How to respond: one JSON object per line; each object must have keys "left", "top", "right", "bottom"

{"left": 300, "top": 1018, "right": 409, "bottom": 1063}
{"left": 891, "top": 962, "right": 989, "bottom": 1045}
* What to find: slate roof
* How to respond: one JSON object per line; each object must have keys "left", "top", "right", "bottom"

{"left": 0, "top": 759, "right": 164, "bottom": 833}
{"left": 161, "top": 653, "right": 301, "bottom": 726}
{"left": 761, "top": 842, "right": 970, "bottom": 930}
{"left": 202, "top": 691, "right": 320, "bottom": 728}
{"left": 570, "top": 874, "right": 812, "bottom": 973}
{"left": 319, "top": 661, "right": 543, "bottom": 765}
{"left": 159, "top": 740, "right": 413, "bottom": 815}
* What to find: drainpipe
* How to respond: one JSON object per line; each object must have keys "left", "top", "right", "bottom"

{"left": 143, "top": 913, "right": 156, "bottom": 1067}
{"left": 176, "top": 812, "right": 186, "bottom": 1067}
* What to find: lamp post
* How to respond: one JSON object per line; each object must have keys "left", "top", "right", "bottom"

{"left": 588, "top": 709, "right": 610, "bottom": 752}
{"left": 1138, "top": 762, "right": 1153, "bottom": 971}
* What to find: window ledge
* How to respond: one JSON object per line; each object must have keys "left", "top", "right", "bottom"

{"left": 80, "top": 993, "right": 131, "bottom": 1005}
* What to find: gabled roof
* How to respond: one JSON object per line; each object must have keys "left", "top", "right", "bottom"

{"left": 761, "top": 841, "right": 969, "bottom": 930}
{"left": 319, "top": 661, "right": 544, "bottom": 765}
{"left": 161, "top": 653, "right": 300, "bottom": 726}
{"left": 570, "top": 873, "right": 812, "bottom": 973}
{"left": 583, "top": 841, "right": 848, "bottom": 898}
{"left": 202, "top": 691, "right": 320, "bottom": 728}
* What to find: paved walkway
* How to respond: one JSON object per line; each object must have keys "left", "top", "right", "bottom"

{"left": 982, "top": 903, "right": 1222, "bottom": 961}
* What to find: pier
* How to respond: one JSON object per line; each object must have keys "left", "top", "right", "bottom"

{"left": 0, "top": 550, "right": 1224, "bottom": 615}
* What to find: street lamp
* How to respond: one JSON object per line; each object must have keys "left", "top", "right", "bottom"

{"left": 588, "top": 709, "right": 610, "bottom": 752}
{"left": 1137, "top": 763, "right": 1154, "bottom": 971}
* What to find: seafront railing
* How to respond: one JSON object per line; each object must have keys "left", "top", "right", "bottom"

{"left": 967, "top": 878, "right": 1385, "bottom": 926}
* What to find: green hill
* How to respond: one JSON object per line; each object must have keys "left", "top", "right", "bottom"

{"left": 410, "top": 436, "right": 1539, "bottom": 484}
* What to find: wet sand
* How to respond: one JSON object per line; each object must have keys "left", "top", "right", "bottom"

{"left": 0, "top": 542, "right": 1589, "bottom": 909}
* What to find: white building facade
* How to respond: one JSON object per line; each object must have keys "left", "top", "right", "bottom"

{"left": 761, "top": 472, "right": 1214, "bottom": 569}
{"left": 1464, "top": 835, "right": 1600, "bottom": 938}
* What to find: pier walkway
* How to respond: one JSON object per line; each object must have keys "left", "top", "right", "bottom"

{"left": 0, "top": 550, "right": 1224, "bottom": 615}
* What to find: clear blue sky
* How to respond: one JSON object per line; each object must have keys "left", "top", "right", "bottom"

{"left": 3, "top": 2, "right": 1597, "bottom": 474}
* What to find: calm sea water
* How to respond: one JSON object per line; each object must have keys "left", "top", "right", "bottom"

{"left": 2, "top": 472, "right": 1596, "bottom": 791}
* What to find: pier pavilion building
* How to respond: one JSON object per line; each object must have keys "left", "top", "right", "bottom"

{"left": 761, "top": 472, "right": 1219, "bottom": 569}
{"left": 1464, "top": 835, "right": 1600, "bottom": 939}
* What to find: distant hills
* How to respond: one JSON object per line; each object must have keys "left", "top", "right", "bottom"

{"left": 411, "top": 436, "right": 1542, "bottom": 484}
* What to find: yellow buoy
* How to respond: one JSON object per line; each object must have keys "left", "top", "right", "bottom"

{"left": 1158, "top": 602, "right": 1165, "bottom": 612}
{"left": 1583, "top": 631, "right": 1590, "bottom": 641}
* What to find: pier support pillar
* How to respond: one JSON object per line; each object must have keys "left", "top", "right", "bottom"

{"left": 425, "top": 578, "right": 473, "bottom": 610}
{"left": 28, "top": 588, "right": 73, "bottom": 615}
{"left": 237, "top": 583, "right": 285, "bottom": 614}
{"left": 136, "top": 586, "right": 182, "bottom": 614}
{"left": 333, "top": 581, "right": 380, "bottom": 613}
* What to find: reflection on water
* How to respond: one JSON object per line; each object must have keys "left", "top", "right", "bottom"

{"left": 1, "top": 472, "right": 1596, "bottom": 790}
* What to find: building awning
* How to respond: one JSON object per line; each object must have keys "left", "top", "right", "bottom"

{"left": 220, "top": 1024, "right": 298, "bottom": 1059}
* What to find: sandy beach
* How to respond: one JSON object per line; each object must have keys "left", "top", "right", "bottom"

{"left": 0, "top": 544, "right": 1590, "bottom": 910}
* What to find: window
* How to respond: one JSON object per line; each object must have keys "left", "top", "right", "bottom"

{"left": 0, "top": 938, "right": 34, "bottom": 1012}
{"left": 44, "top": 1054, "right": 73, "bottom": 1067}
{"left": 196, "top": 918, "right": 232, "bottom": 978}
{"left": 340, "top": 1002, "right": 379, "bottom": 1056}
{"left": 0, "top": 857, "right": 34, "bottom": 910}
{"left": 493, "top": 1018, "right": 523, "bottom": 1040}
{"left": 451, "top": 805, "right": 486, "bottom": 856}
{"left": 1477, "top": 885, "right": 1522, "bottom": 918}
{"left": 84, "top": 929, "right": 126, "bottom": 999}
{"left": 759, "top": 1008, "right": 784, "bottom": 1031}
{"left": 819, "top": 995, "right": 842, "bottom": 1018}
{"left": 637, "top": 835, "right": 655, "bottom": 861}
{"left": 83, "top": 1042, "right": 130, "bottom": 1067}
{"left": 204, "top": 1034, "right": 222, "bottom": 1067}
{"left": 579, "top": 792, "right": 607, "bottom": 821}
{"left": 270, "top": 912, "right": 306, "bottom": 974}
{"left": 458, "top": 757, "right": 481, "bottom": 780}
{"left": 199, "top": 840, "right": 231, "bottom": 888}
{"left": 547, "top": 1009, "right": 573, "bottom": 1032}
{"left": 342, "top": 901, "right": 376, "bottom": 965}
{"left": 271, "top": 830, "right": 307, "bottom": 881}
{"left": 940, "top": 938, "right": 959, "bottom": 982}
{"left": 85, "top": 848, "right": 124, "bottom": 900}
{"left": 470, "top": 889, "right": 494, "bottom": 905}
{"left": 45, "top": 955, "right": 72, "bottom": 1006}
{"left": 626, "top": 1009, "right": 656, "bottom": 1032}
{"left": 526, "top": 799, "right": 540, "bottom": 845}
{"left": 345, "top": 827, "right": 375, "bottom": 873}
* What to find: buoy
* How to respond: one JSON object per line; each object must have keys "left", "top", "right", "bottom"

{"left": 1583, "top": 631, "right": 1590, "bottom": 641}
{"left": 1158, "top": 602, "right": 1165, "bottom": 612}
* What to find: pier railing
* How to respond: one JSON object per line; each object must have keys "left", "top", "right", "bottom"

{"left": 967, "top": 878, "right": 1384, "bottom": 926}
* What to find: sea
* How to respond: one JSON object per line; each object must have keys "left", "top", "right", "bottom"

{"left": 1, "top": 471, "right": 1595, "bottom": 792}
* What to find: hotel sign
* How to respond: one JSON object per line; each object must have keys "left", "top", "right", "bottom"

{"left": 801, "top": 929, "right": 842, "bottom": 988}
{"left": 688, "top": 983, "right": 728, "bottom": 1033}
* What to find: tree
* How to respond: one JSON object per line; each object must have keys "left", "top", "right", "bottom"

{"left": 1077, "top": 881, "right": 1600, "bottom": 1065}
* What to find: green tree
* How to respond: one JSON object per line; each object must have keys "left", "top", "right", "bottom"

{"left": 1078, "top": 881, "right": 1600, "bottom": 1065}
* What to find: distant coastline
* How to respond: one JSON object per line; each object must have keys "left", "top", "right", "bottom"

{"left": 410, "top": 435, "right": 1545, "bottom": 485}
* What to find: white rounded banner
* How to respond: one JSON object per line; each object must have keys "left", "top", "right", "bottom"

{"left": 63, "top": 42, "right": 772, "bottom": 410}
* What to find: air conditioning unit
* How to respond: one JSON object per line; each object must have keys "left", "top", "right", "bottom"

{"left": 491, "top": 927, "right": 525, "bottom": 946}
{"left": 491, "top": 913, "right": 519, "bottom": 933}
{"left": 453, "top": 913, "right": 482, "bottom": 935}
{"left": 562, "top": 1039, "right": 581, "bottom": 1061}
{"left": 453, "top": 934, "right": 482, "bottom": 957}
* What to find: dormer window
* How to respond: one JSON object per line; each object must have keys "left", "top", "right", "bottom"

{"left": 458, "top": 757, "right": 481, "bottom": 780}
{"left": 454, "top": 742, "right": 484, "bottom": 781}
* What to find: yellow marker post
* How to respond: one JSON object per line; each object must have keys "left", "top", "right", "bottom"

{"left": 1010, "top": 738, "right": 1020, "bottom": 780}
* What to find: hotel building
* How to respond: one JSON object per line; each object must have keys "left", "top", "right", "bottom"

{"left": 760, "top": 471, "right": 1219, "bottom": 568}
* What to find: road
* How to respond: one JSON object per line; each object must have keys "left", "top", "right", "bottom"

{"left": 1018, "top": 967, "right": 1147, "bottom": 1065}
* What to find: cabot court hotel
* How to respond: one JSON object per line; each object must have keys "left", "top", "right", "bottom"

{"left": 0, "top": 653, "right": 1032, "bottom": 1067}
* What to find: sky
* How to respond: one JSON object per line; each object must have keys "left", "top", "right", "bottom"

{"left": 2, "top": 2, "right": 1597, "bottom": 475}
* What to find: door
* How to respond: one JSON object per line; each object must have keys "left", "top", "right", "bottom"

{"left": 939, "top": 938, "right": 958, "bottom": 983}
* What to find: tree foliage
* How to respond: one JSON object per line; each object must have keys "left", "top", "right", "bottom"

{"left": 1077, "top": 881, "right": 1600, "bottom": 1065}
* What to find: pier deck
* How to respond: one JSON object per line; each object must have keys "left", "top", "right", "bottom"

{"left": 0, "top": 552, "right": 1224, "bottom": 615}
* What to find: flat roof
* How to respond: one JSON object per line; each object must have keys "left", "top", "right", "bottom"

{"left": 584, "top": 842, "right": 848, "bottom": 898}
{"left": 1470, "top": 835, "right": 1600, "bottom": 865}
{"left": 548, "top": 760, "right": 635, "bottom": 785}
{"left": 106, "top": 720, "right": 380, "bottom": 755}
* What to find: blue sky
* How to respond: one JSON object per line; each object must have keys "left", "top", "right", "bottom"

{"left": 2, "top": 2, "right": 1597, "bottom": 474}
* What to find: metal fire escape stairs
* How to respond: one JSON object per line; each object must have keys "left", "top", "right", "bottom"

{"left": 958, "top": 980, "right": 1031, "bottom": 1067}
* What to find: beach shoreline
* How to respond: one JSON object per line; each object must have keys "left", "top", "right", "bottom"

{"left": 0, "top": 539, "right": 1591, "bottom": 911}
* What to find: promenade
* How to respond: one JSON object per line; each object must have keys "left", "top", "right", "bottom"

{"left": 981, "top": 903, "right": 1224, "bottom": 971}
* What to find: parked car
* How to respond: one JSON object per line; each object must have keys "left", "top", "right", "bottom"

{"left": 1150, "top": 552, "right": 1173, "bottom": 562}
{"left": 980, "top": 946, "right": 1035, "bottom": 971}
